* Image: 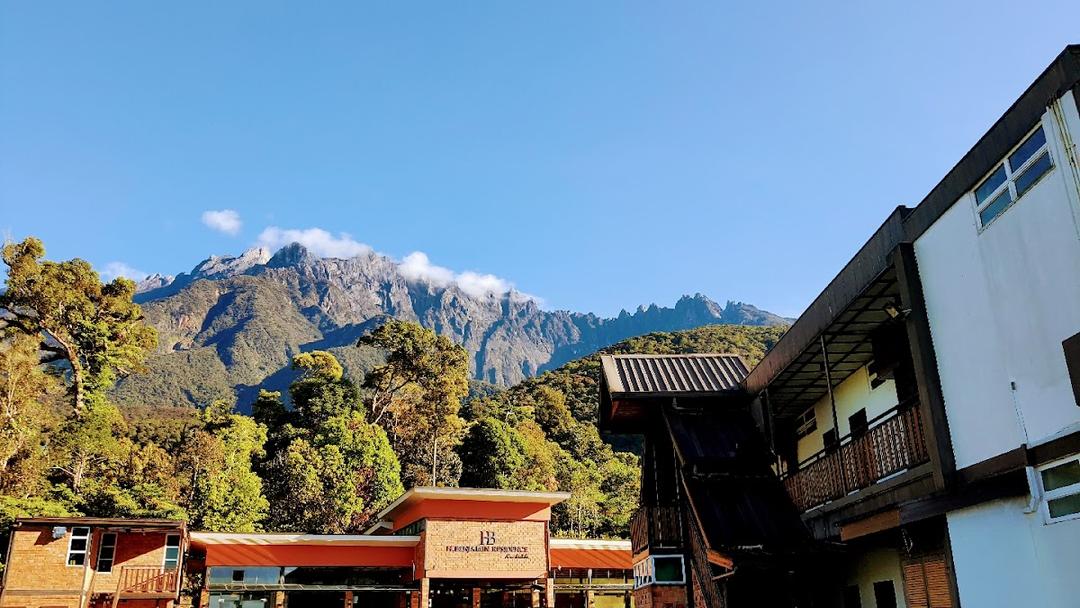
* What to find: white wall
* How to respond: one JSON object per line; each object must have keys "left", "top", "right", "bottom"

{"left": 914, "top": 94, "right": 1080, "bottom": 469}
{"left": 948, "top": 497, "right": 1080, "bottom": 608}
{"left": 844, "top": 547, "right": 907, "bottom": 608}
{"left": 796, "top": 366, "right": 899, "bottom": 463}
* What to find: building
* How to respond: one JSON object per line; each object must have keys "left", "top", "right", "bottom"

{"left": 601, "top": 45, "right": 1080, "bottom": 608}
{"left": 0, "top": 518, "right": 187, "bottom": 608}
{"left": 0, "top": 488, "right": 632, "bottom": 608}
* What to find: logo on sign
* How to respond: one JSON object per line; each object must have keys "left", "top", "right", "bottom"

{"left": 479, "top": 530, "right": 496, "bottom": 545}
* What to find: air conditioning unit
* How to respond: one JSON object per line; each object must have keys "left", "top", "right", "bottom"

{"left": 52, "top": 526, "right": 68, "bottom": 540}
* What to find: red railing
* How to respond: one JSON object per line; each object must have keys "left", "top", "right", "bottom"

{"left": 629, "top": 505, "right": 682, "bottom": 554}
{"left": 782, "top": 402, "right": 930, "bottom": 512}
{"left": 115, "top": 566, "right": 180, "bottom": 596}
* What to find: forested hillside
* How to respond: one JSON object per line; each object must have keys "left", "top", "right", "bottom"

{"left": 0, "top": 237, "right": 786, "bottom": 566}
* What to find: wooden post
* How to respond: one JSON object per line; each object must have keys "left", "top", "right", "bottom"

{"left": 544, "top": 578, "right": 555, "bottom": 608}
{"left": 586, "top": 590, "right": 595, "bottom": 608}
{"left": 893, "top": 242, "right": 956, "bottom": 489}
{"left": 344, "top": 591, "right": 354, "bottom": 608}
{"left": 472, "top": 588, "right": 482, "bottom": 608}
{"left": 531, "top": 585, "right": 541, "bottom": 608}
{"left": 272, "top": 591, "right": 285, "bottom": 608}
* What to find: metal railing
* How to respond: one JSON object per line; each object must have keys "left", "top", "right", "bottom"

{"left": 629, "top": 505, "right": 683, "bottom": 555}
{"left": 781, "top": 401, "right": 930, "bottom": 512}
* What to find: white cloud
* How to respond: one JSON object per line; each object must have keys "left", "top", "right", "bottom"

{"left": 100, "top": 262, "right": 148, "bottom": 282}
{"left": 256, "top": 226, "right": 372, "bottom": 258}
{"left": 201, "top": 209, "right": 243, "bottom": 236}
{"left": 398, "top": 252, "right": 454, "bottom": 287}
{"left": 397, "top": 250, "right": 541, "bottom": 304}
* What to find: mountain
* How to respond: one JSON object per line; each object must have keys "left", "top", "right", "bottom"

{"left": 112, "top": 244, "right": 789, "bottom": 410}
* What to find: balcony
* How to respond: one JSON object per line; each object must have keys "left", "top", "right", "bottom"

{"left": 112, "top": 566, "right": 181, "bottom": 606}
{"left": 629, "top": 505, "right": 683, "bottom": 555}
{"left": 781, "top": 402, "right": 930, "bottom": 513}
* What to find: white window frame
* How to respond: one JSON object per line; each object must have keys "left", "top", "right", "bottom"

{"left": 973, "top": 124, "right": 1055, "bottom": 232}
{"left": 66, "top": 526, "right": 91, "bottom": 567}
{"left": 1037, "top": 454, "right": 1080, "bottom": 524}
{"left": 163, "top": 534, "right": 181, "bottom": 569}
{"left": 97, "top": 532, "right": 118, "bottom": 573}
{"left": 795, "top": 407, "right": 817, "bottom": 439}
{"left": 632, "top": 555, "right": 686, "bottom": 589}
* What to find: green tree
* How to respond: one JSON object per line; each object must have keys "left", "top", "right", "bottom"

{"left": 0, "top": 328, "right": 61, "bottom": 495}
{"left": 1, "top": 237, "right": 157, "bottom": 415}
{"left": 183, "top": 400, "right": 269, "bottom": 532}
{"left": 359, "top": 321, "right": 470, "bottom": 487}
{"left": 459, "top": 417, "right": 527, "bottom": 489}
{"left": 261, "top": 351, "right": 403, "bottom": 533}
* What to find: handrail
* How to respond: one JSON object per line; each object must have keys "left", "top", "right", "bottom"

{"left": 783, "top": 397, "right": 919, "bottom": 476}
{"left": 115, "top": 565, "right": 180, "bottom": 595}
{"left": 781, "top": 399, "right": 929, "bottom": 512}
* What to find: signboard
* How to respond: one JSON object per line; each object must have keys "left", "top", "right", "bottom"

{"left": 423, "top": 520, "right": 547, "bottom": 579}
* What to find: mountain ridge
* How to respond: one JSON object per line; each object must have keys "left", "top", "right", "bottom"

{"left": 113, "top": 244, "right": 790, "bottom": 409}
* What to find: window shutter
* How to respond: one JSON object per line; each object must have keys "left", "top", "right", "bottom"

{"left": 902, "top": 555, "right": 953, "bottom": 608}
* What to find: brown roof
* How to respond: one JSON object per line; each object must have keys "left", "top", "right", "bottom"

{"left": 600, "top": 353, "right": 749, "bottom": 396}
{"left": 15, "top": 517, "right": 185, "bottom": 530}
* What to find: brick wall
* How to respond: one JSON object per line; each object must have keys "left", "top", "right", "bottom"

{"left": 632, "top": 585, "right": 686, "bottom": 608}
{"left": 0, "top": 525, "right": 180, "bottom": 608}
{"left": 422, "top": 520, "right": 547, "bottom": 579}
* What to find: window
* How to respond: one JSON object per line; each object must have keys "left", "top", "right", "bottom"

{"left": 849, "top": 409, "right": 868, "bottom": 439}
{"left": 823, "top": 428, "right": 839, "bottom": 452}
{"left": 795, "top": 407, "right": 817, "bottom": 439}
{"left": 66, "top": 527, "right": 91, "bottom": 566}
{"left": 973, "top": 126, "right": 1054, "bottom": 229}
{"left": 873, "top": 580, "right": 898, "bottom": 608}
{"left": 1038, "top": 455, "right": 1080, "bottom": 523}
{"left": 632, "top": 555, "right": 685, "bottom": 589}
{"left": 163, "top": 534, "right": 181, "bottom": 569}
{"left": 96, "top": 533, "right": 117, "bottom": 573}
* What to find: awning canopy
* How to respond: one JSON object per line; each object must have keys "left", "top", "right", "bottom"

{"left": 549, "top": 539, "right": 632, "bottom": 570}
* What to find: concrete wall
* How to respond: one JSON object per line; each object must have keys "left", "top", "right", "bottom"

{"left": 914, "top": 93, "right": 1080, "bottom": 469}
{"left": 843, "top": 547, "right": 907, "bottom": 608}
{"left": 796, "top": 366, "right": 900, "bottom": 463}
{"left": 948, "top": 497, "right": 1080, "bottom": 608}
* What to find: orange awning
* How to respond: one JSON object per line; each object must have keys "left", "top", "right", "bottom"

{"left": 549, "top": 540, "right": 632, "bottom": 570}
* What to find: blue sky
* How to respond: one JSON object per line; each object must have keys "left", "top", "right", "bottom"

{"left": 2, "top": 2, "right": 1078, "bottom": 318}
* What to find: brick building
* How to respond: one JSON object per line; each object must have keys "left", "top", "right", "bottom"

{"left": 0, "top": 518, "right": 187, "bottom": 608}
{"left": 0, "top": 489, "right": 631, "bottom": 608}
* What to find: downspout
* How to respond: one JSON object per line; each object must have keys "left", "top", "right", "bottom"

{"left": 821, "top": 336, "right": 846, "bottom": 490}
{"left": 1049, "top": 95, "right": 1080, "bottom": 241}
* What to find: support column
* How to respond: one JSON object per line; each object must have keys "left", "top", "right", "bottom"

{"left": 344, "top": 591, "right": 354, "bottom": 608}
{"left": 419, "top": 579, "right": 430, "bottom": 608}
{"left": 892, "top": 242, "right": 956, "bottom": 489}
{"left": 472, "top": 588, "right": 482, "bottom": 608}
{"left": 272, "top": 591, "right": 285, "bottom": 608}
{"left": 585, "top": 590, "right": 595, "bottom": 608}
{"left": 198, "top": 588, "right": 211, "bottom": 608}
{"left": 544, "top": 578, "right": 555, "bottom": 608}
{"left": 531, "top": 586, "right": 541, "bottom": 608}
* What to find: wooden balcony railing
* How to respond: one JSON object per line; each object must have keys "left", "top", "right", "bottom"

{"left": 114, "top": 566, "right": 180, "bottom": 598}
{"left": 630, "top": 505, "right": 683, "bottom": 554}
{"left": 782, "top": 402, "right": 930, "bottom": 513}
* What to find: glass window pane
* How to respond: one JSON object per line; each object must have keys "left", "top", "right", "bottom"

{"left": 1048, "top": 493, "right": 1080, "bottom": 519}
{"left": 70, "top": 538, "right": 87, "bottom": 551}
{"left": 653, "top": 557, "right": 682, "bottom": 582}
{"left": 1014, "top": 152, "right": 1053, "bottom": 197}
{"left": 1008, "top": 127, "right": 1046, "bottom": 171}
{"left": 166, "top": 535, "right": 180, "bottom": 547}
{"left": 1042, "top": 459, "right": 1080, "bottom": 492}
{"left": 69, "top": 553, "right": 86, "bottom": 566}
{"left": 979, "top": 190, "right": 1014, "bottom": 226}
{"left": 975, "top": 165, "right": 1008, "bottom": 204}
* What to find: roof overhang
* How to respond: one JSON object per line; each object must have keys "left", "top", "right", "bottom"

{"left": 374, "top": 487, "right": 570, "bottom": 525}
{"left": 15, "top": 517, "right": 185, "bottom": 531}
{"left": 191, "top": 533, "right": 420, "bottom": 547}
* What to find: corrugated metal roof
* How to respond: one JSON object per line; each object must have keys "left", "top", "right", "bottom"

{"left": 600, "top": 353, "right": 749, "bottom": 396}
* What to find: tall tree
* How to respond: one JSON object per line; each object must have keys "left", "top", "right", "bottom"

{"left": 183, "top": 400, "right": 269, "bottom": 532}
{"left": 359, "top": 320, "right": 469, "bottom": 487}
{"left": 0, "top": 237, "right": 157, "bottom": 415}
{"left": 0, "top": 328, "right": 61, "bottom": 494}
{"left": 259, "top": 351, "right": 403, "bottom": 533}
